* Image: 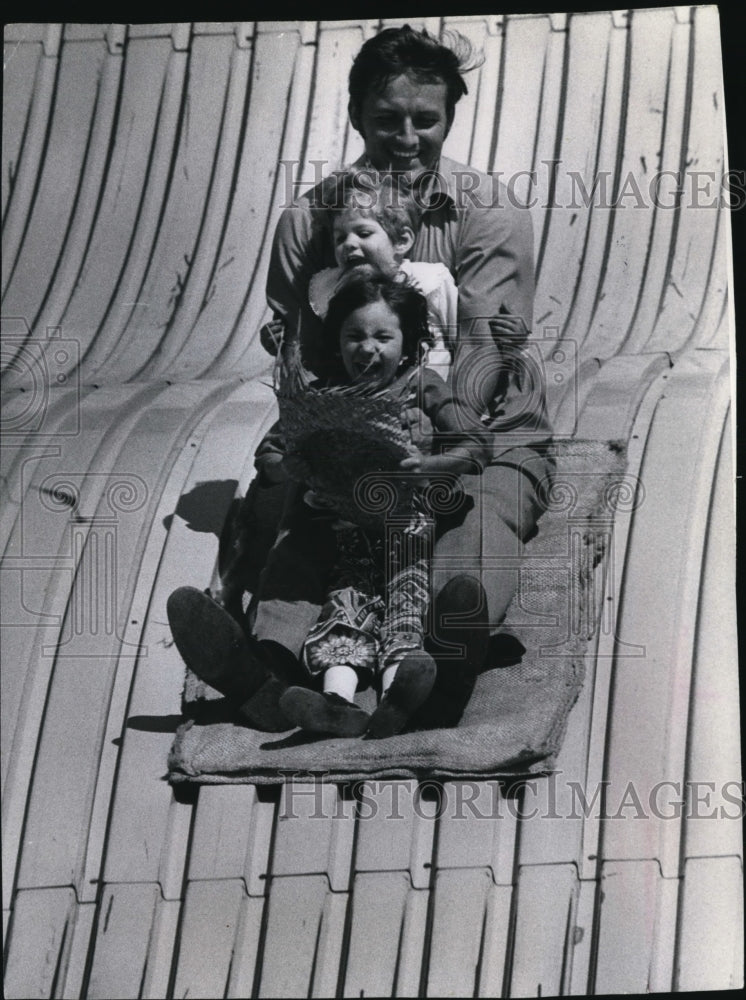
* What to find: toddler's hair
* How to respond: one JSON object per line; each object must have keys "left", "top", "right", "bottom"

{"left": 316, "top": 169, "right": 421, "bottom": 248}
{"left": 320, "top": 269, "right": 432, "bottom": 381}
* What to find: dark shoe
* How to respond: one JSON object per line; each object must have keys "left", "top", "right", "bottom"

{"left": 238, "top": 640, "right": 307, "bottom": 732}
{"left": 365, "top": 650, "right": 437, "bottom": 739}
{"left": 279, "top": 687, "right": 370, "bottom": 737}
{"left": 412, "top": 575, "right": 490, "bottom": 729}
{"left": 167, "top": 586, "right": 265, "bottom": 703}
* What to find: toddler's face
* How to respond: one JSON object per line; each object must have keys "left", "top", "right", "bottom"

{"left": 333, "top": 211, "right": 405, "bottom": 274}
{"left": 339, "top": 299, "right": 405, "bottom": 386}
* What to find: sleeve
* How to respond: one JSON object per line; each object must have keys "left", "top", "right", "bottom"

{"left": 450, "top": 186, "right": 536, "bottom": 422}
{"left": 418, "top": 368, "right": 493, "bottom": 473}
{"left": 253, "top": 420, "right": 286, "bottom": 477}
{"left": 423, "top": 265, "right": 458, "bottom": 346}
{"left": 308, "top": 267, "right": 342, "bottom": 320}
{"left": 454, "top": 183, "right": 535, "bottom": 335}
{"left": 265, "top": 204, "right": 328, "bottom": 370}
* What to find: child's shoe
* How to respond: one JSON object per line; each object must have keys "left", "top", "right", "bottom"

{"left": 279, "top": 687, "right": 370, "bottom": 737}
{"left": 365, "top": 650, "right": 437, "bottom": 739}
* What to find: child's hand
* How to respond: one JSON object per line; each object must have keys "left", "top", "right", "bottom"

{"left": 259, "top": 318, "right": 285, "bottom": 356}
{"left": 257, "top": 454, "right": 288, "bottom": 484}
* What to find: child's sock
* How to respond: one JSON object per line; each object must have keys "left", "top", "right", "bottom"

{"left": 323, "top": 664, "right": 358, "bottom": 703}
{"left": 381, "top": 663, "right": 398, "bottom": 695}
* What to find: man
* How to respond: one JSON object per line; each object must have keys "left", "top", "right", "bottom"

{"left": 170, "top": 24, "right": 553, "bottom": 730}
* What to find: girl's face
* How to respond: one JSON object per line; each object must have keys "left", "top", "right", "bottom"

{"left": 333, "top": 210, "right": 412, "bottom": 274}
{"left": 339, "top": 299, "right": 405, "bottom": 385}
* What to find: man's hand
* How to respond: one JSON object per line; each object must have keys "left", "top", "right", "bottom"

{"left": 400, "top": 444, "right": 484, "bottom": 481}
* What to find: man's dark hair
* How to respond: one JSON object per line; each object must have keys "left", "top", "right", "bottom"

{"left": 348, "top": 24, "right": 480, "bottom": 122}
{"left": 320, "top": 269, "right": 432, "bottom": 381}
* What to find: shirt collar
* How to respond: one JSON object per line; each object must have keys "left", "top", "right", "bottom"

{"left": 352, "top": 154, "right": 459, "bottom": 210}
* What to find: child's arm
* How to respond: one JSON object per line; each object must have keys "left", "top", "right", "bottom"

{"left": 254, "top": 421, "right": 290, "bottom": 484}
{"left": 255, "top": 420, "right": 316, "bottom": 486}
{"left": 400, "top": 368, "right": 493, "bottom": 481}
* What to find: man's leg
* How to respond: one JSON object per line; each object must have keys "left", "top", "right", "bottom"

{"left": 207, "top": 504, "right": 348, "bottom": 732}
{"left": 251, "top": 498, "right": 342, "bottom": 657}
{"left": 416, "top": 464, "right": 541, "bottom": 728}
{"left": 217, "top": 475, "right": 291, "bottom": 622}
{"left": 168, "top": 494, "right": 341, "bottom": 731}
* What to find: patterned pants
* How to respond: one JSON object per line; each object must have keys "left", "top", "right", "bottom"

{"left": 302, "top": 517, "right": 431, "bottom": 681}
{"left": 251, "top": 491, "right": 432, "bottom": 683}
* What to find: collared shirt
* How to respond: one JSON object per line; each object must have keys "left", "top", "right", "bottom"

{"left": 266, "top": 155, "right": 554, "bottom": 476}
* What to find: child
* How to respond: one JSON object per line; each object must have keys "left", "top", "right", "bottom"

{"left": 169, "top": 272, "right": 491, "bottom": 739}
{"left": 255, "top": 271, "right": 491, "bottom": 738}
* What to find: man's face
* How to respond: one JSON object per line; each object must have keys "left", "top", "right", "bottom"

{"left": 351, "top": 72, "right": 451, "bottom": 177}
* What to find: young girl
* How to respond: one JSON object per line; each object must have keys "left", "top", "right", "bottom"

{"left": 169, "top": 272, "right": 491, "bottom": 739}
{"left": 281, "top": 268, "right": 494, "bottom": 738}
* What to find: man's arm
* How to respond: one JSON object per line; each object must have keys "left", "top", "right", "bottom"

{"left": 265, "top": 203, "right": 328, "bottom": 369}
{"left": 402, "top": 368, "right": 493, "bottom": 480}
{"left": 450, "top": 188, "right": 536, "bottom": 418}
{"left": 455, "top": 187, "right": 535, "bottom": 331}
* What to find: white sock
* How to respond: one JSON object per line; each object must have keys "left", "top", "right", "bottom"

{"left": 323, "top": 665, "right": 358, "bottom": 703}
{"left": 381, "top": 664, "right": 398, "bottom": 694}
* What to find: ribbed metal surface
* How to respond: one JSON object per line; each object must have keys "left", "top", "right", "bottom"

{"left": 2, "top": 12, "right": 741, "bottom": 997}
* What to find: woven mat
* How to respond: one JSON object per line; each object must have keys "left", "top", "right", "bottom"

{"left": 168, "top": 440, "right": 627, "bottom": 784}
